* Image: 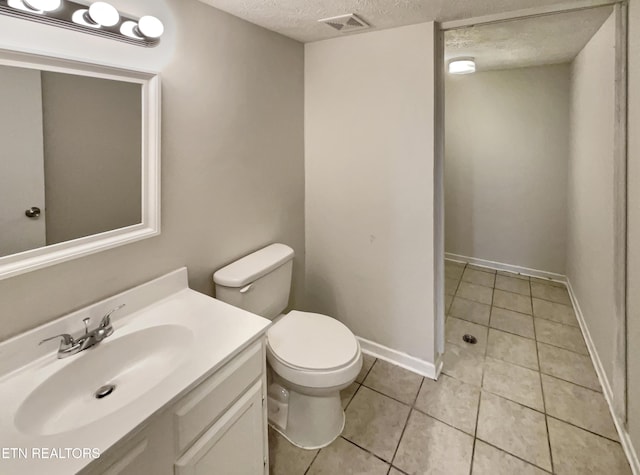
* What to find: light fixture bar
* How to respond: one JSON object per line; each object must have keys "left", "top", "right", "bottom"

{"left": 0, "top": 0, "right": 163, "bottom": 47}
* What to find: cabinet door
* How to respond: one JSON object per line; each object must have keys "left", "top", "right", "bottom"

{"left": 80, "top": 411, "right": 174, "bottom": 475}
{"left": 175, "top": 381, "right": 266, "bottom": 475}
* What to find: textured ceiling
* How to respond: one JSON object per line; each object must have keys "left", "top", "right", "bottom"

{"left": 196, "top": 0, "right": 595, "bottom": 43}
{"left": 445, "top": 7, "right": 613, "bottom": 71}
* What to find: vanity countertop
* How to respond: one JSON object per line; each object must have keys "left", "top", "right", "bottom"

{"left": 0, "top": 268, "right": 271, "bottom": 475}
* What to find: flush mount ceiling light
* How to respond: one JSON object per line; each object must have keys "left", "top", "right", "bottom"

{"left": 84, "top": 1, "right": 119, "bottom": 27}
{"left": 22, "top": 0, "right": 60, "bottom": 12}
{"left": 0, "top": 0, "right": 165, "bottom": 46}
{"left": 448, "top": 58, "right": 476, "bottom": 75}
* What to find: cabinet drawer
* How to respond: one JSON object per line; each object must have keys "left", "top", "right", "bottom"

{"left": 174, "top": 341, "right": 263, "bottom": 454}
{"left": 175, "top": 381, "right": 265, "bottom": 475}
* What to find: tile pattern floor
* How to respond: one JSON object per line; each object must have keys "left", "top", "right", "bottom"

{"left": 269, "top": 261, "right": 632, "bottom": 474}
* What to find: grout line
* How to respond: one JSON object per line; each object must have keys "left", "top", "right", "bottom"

{"left": 410, "top": 403, "right": 477, "bottom": 437}
{"left": 303, "top": 447, "right": 322, "bottom": 475}
{"left": 530, "top": 276, "right": 555, "bottom": 474}
{"left": 343, "top": 383, "right": 361, "bottom": 411}
{"left": 358, "top": 356, "right": 377, "bottom": 385}
{"left": 478, "top": 387, "right": 545, "bottom": 416}
{"left": 545, "top": 414, "right": 625, "bottom": 445}
{"left": 492, "top": 302, "right": 534, "bottom": 316}
{"left": 487, "top": 324, "right": 535, "bottom": 341}
{"left": 474, "top": 438, "right": 553, "bottom": 474}
{"left": 532, "top": 295, "right": 574, "bottom": 306}
{"left": 467, "top": 281, "right": 495, "bottom": 474}
{"left": 532, "top": 337, "right": 590, "bottom": 357}
{"left": 532, "top": 313, "right": 581, "bottom": 328}
{"left": 469, "top": 383, "right": 483, "bottom": 475}
{"left": 389, "top": 377, "right": 425, "bottom": 467}
{"left": 535, "top": 366, "right": 602, "bottom": 393}
{"left": 339, "top": 436, "right": 391, "bottom": 465}
{"left": 389, "top": 465, "right": 410, "bottom": 475}
{"left": 360, "top": 383, "right": 415, "bottom": 408}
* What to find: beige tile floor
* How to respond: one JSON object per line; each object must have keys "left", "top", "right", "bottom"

{"left": 269, "top": 260, "right": 632, "bottom": 474}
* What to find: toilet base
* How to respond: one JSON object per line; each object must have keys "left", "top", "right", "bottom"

{"left": 267, "top": 384, "right": 346, "bottom": 450}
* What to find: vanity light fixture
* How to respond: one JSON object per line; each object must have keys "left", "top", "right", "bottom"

{"left": 448, "top": 57, "right": 476, "bottom": 75}
{"left": 1, "top": 0, "right": 165, "bottom": 47}
{"left": 22, "top": 0, "right": 60, "bottom": 12}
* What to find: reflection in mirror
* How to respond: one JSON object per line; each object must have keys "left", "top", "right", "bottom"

{"left": 0, "top": 65, "right": 142, "bottom": 258}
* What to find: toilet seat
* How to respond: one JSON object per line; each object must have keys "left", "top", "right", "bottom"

{"left": 267, "top": 311, "right": 362, "bottom": 388}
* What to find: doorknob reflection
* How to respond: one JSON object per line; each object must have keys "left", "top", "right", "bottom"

{"left": 25, "top": 207, "right": 41, "bottom": 218}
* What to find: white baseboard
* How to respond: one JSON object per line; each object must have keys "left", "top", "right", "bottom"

{"left": 445, "top": 252, "right": 566, "bottom": 282}
{"left": 357, "top": 337, "right": 441, "bottom": 380}
{"left": 565, "top": 278, "right": 640, "bottom": 475}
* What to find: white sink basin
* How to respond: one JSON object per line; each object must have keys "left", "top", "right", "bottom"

{"left": 15, "top": 324, "right": 193, "bottom": 436}
{"left": 0, "top": 268, "right": 271, "bottom": 475}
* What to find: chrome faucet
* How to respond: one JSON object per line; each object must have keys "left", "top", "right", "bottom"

{"left": 39, "top": 304, "right": 125, "bottom": 359}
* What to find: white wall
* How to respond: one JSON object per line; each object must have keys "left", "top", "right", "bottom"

{"left": 445, "top": 64, "right": 570, "bottom": 274}
{"left": 566, "top": 12, "right": 617, "bottom": 386}
{"left": 305, "top": 23, "right": 439, "bottom": 366}
{"left": 627, "top": 0, "right": 640, "bottom": 466}
{"left": 0, "top": 0, "right": 305, "bottom": 341}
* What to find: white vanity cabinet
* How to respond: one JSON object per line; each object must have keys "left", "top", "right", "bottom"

{"left": 81, "top": 339, "right": 268, "bottom": 475}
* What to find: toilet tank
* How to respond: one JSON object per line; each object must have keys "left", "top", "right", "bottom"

{"left": 213, "top": 243, "right": 294, "bottom": 320}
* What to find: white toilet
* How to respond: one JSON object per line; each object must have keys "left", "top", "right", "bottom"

{"left": 213, "top": 243, "right": 362, "bottom": 449}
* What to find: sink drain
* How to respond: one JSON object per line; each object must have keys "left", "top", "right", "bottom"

{"left": 94, "top": 384, "right": 116, "bottom": 399}
{"left": 463, "top": 334, "right": 478, "bottom": 345}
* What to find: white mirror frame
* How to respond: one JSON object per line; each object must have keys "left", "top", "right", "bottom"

{"left": 0, "top": 48, "right": 160, "bottom": 280}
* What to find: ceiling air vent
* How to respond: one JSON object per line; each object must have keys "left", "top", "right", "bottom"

{"left": 318, "top": 13, "right": 369, "bottom": 32}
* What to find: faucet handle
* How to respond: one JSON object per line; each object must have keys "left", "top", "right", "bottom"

{"left": 83, "top": 317, "right": 91, "bottom": 336}
{"left": 100, "top": 304, "right": 126, "bottom": 328}
{"left": 39, "top": 333, "right": 75, "bottom": 347}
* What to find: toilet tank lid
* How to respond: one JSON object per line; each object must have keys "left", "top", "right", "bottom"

{"left": 213, "top": 243, "right": 295, "bottom": 288}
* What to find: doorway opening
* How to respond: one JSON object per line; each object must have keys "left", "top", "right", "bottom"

{"left": 436, "top": 3, "right": 630, "bottom": 472}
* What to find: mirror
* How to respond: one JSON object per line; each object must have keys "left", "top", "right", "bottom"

{"left": 0, "top": 49, "right": 160, "bottom": 280}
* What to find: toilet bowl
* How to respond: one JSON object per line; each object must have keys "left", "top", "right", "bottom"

{"left": 266, "top": 311, "right": 362, "bottom": 448}
{"left": 213, "top": 244, "right": 362, "bottom": 449}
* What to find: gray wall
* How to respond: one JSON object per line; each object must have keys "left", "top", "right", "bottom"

{"left": 627, "top": 0, "right": 640, "bottom": 461}
{"left": 566, "top": 12, "right": 617, "bottom": 386}
{"left": 305, "top": 23, "right": 439, "bottom": 365}
{"left": 41, "top": 72, "right": 142, "bottom": 245}
{"left": 0, "top": 0, "right": 305, "bottom": 342}
{"left": 445, "top": 64, "right": 570, "bottom": 274}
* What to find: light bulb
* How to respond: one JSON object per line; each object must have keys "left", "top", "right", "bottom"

{"left": 448, "top": 58, "right": 476, "bottom": 75}
{"left": 7, "top": 0, "right": 40, "bottom": 12}
{"left": 120, "top": 20, "right": 143, "bottom": 39}
{"left": 22, "top": 0, "right": 60, "bottom": 12}
{"left": 85, "top": 2, "right": 120, "bottom": 27}
{"left": 72, "top": 9, "right": 100, "bottom": 28}
{"left": 136, "top": 15, "right": 164, "bottom": 39}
